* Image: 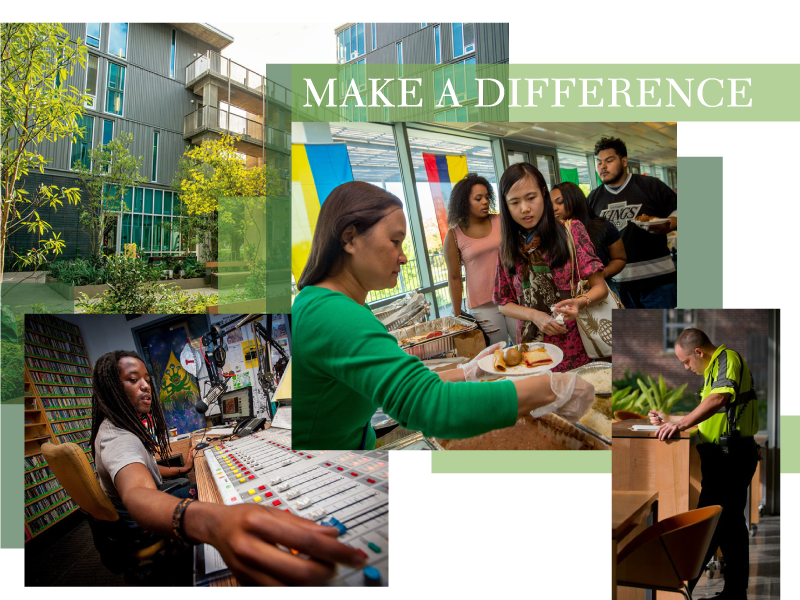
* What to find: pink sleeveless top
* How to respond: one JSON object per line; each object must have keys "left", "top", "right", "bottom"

{"left": 454, "top": 214, "right": 502, "bottom": 309}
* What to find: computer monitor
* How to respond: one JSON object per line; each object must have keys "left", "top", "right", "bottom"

{"left": 219, "top": 386, "right": 254, "bottom": 422}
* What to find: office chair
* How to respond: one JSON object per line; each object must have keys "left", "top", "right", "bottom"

{"left": 40, "top": 442, "right": 182, "bottom": 580}
{"left": 616, "top": 505, "right": 723, "bottom": 600}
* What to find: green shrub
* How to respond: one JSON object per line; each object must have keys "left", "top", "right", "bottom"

{"left": 611, "top": 375, "right": 688, "bottom": 415}
{"left": 48, "top": 258, "right": 107, "bottom": 286}
{"left": 613, "top": 367, "right": 649, "bottom": 392}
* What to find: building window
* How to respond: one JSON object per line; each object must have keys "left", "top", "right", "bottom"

{"left": 70, "top": 115, "right": 94, "bottom": 169}
{"left": 339, "top": 58, "right": 366, "bottom": 98}
{"left": 170, "top": 29, "right": 176, "bottom": 78}
{"left": 421, "top": 23, "right": 427, "bottom": 28}
{"left": 397, "top": 41, "right": 403, "bottom": 77}
{"left": 102, "top": 119, "right": 114, "bottom": 146}
{"left": 434, "top": 57, "right": 477, "bottom": 107}
{"left": 85, "top": 54, "right": 98, "bottom": 108}
{"left": 452, "top": 23, "right": 475, "bottom": 58}
{"left": 108, "top": 23, "right": 128, "bottom": 59}
{"left": 434, "top": 106, "right": 480, "bottom": 122}
{"left": 371, "top": 23, "right": 376, "bottom": 50}
{"left": 664, "top": 309, "right": 696, "bottom": 352}
{"left": 434, "top": 26, "right": 441, "bottom": 64}
{"left": 152, "top": 131, "right": 159, "bottom": 181}
{"left": 86, "top": 23, "right": 100, "bottom": 48}
{"left": 337, "top": 23, "right": 366, "bottom": 64}
{"left": 106, "top": 62, "right": 125, "bottom": 115}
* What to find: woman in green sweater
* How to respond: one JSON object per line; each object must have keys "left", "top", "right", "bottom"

{"left": 293, "top": 181, "right": 595, "bottom": 450}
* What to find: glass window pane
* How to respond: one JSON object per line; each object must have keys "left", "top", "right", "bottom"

{"left": 122, "top": 187, "right": 133, "bottom": 212}
{"left": 109, "top": 23, "right": 128, "bottom": 59}
{"left": 407, "top": 127, "right": 498, "bottom": 285}
{"left": 327, "top": 124, "right": 421, "bottom": 304}
{"left": 152, "top": 131, "right": 159, "bottom": 181}
{"left": 535, "top": 154, "right": 557, "bottom": 190}
{"left": 371, "top": 23, "right": 376, "bottom": 50}
{"left": 86, "top": 24, "right": 100, "bottom": 48}
{"left": 463, "top": 23, "right": 475, "bottom": 50}
{"left": 143, "top": 215, "right": 153, "bottom": 251}
{"left": 102, "top": 119, "right": 113, "bottom": 145}
{"left": 153, "top": 216, "right": 162, "bottom": 252}
{"left": 86, "top": 55, "right": 98, "bottom": 97}
{"left": 171, "top": 223, "right": 180, "bottom": 252}
{"left": 434, "top": 26, "right": 441, "bottom": 64}
{"left": 162, "top": 218, "right": 171, "bottom": 252}
{"left": 173, "top": 194, "right": 181, "bottom": 216}
{"left": 163, "top": 191, "right": 172, "bottom": 215}
{"left": 453, "top": 23, "right": 464, "bottom": 57}
{"left": 121, "top": 213, "right": 132, "bottom": 249}
{"left": 70, "top": 115, "right": 93, "bottom": 169}
{"left": 357, "top": 23, "right": 365, "bottom": 56}
{"left": 345, "top": 27, "right": 351, "bottom": 60}
{"left": 133, "top": 188, "right": 143, "bottom": 212}
{"left": 154, "top": 190, "right": 163, "bottom": 214}
{"left": 170, "top": 29, "right": 176, "bottom": 78}
{"left": 132, "top": 214, "right": 142, "bottom": 249}
{"left": 144, "top": 188, "right": 153, "bottom": 213}
{"left": 106, "top": 63, "right": 125, "bottom": 115}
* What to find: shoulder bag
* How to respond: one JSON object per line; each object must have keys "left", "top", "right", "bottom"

{"left": 563, "top": 220, "right": 623, "bottom": 359}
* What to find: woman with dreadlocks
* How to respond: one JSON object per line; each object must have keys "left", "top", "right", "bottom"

{"left": 90, "top": 350, "right": 367, "bottom": 585}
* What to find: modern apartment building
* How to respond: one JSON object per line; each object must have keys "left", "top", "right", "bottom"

{"left": 6, "top": 23, "right": 291, "bottom": 269}
{"left": 334, "top": 23, "right": 509, "bottom": 122}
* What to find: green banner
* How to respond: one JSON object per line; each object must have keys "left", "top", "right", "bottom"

{"left": 781, "top": 416, "right": 799, "bottom": 473}
{"left": 431, "top": 450, "right": 612, "bottom": 473}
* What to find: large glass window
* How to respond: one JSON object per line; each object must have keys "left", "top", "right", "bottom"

{"left": 86, "top": 23, "right": 100, "bottom": 49}
{"left": 70, "top": 115, "right": 94, "bottom": 169}
{"left": 452, "top": 23, "right": 475, "bottom": 58}
{"left": 106, "top": 62, "right": 125, "bottom": 115}
{"left": 170, "top": 29, "right": 176, "bottom": 78}
{"left": 327, "top": 123, "right": 420, "bottom": 304}
{"left": 108, "top": 23, "right": 128, "bottom": 59}
{"left": 434, "top": 26, "right": 441, "bottom": 64}
{"left": 102, "top": 119, "right": 114, "bottom": 146}
{"left": 434, "top": 58, "right": 477, "bottom": 108}
{"left": 85, "top": 54, "right": 98, "bottom": 108}
{"left": 407, "top": 128, "right": 498, "bottom": 316}
{"left": 337, "top": 24, "right": 366, "bottom": 64}
{"left": 557, "top": 150, "right": 594, "bottom": 197}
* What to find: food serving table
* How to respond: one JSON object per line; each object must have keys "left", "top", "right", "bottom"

{"left": 612, "top": 491, "right": 659, "bottom": 600}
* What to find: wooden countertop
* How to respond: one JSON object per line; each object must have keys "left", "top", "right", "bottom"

{"left": 612, "top": 418, "right": 698, "bottom": 441}
{"left": 612, "top": 491, "right": 659, "bottom": 541}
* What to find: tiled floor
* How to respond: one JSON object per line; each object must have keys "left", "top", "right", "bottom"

{"left": 692, "top": 515, "right": 780, "bottom": 599}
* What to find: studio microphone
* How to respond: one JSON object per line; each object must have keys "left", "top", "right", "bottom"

{"left": 196, "top": 379, "right": 228, "bottom": 414}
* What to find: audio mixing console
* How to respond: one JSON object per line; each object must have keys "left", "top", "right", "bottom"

{"left": 203, "top": 427, "right": 389, "bottom": 586}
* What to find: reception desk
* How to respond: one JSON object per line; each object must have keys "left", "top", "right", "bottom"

{"left": 612, "top": 419, "right": 702, "bottom": 600}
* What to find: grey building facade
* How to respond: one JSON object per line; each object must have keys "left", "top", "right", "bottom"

{"left": 7, "top": 23, "right": 291, "bottom": 269}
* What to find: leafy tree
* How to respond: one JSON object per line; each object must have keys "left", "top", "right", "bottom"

{"left": 72, "top": 132, "right": 144, "bottom": 261}
{"left": 1, "top": 23, "right": 89, "bottom": 274}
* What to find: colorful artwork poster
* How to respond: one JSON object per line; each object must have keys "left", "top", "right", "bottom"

{"left": 144, "top": 329, "right": 205, "bottom": 435}
{"left": 226, "top": 328, "right": 243, "bottom": 345}
{"left": 223, "top": 397, "right": 239, "bottom": 414}
{"left": 231, "top": 371, "right": 252, "bottom": 390}
{"left": 242, "top": 339, "right": 259, "bottom": 369}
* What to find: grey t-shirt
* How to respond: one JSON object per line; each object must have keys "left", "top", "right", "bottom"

{"left": 95, "top": 418, "right": 163, "bottom": 518}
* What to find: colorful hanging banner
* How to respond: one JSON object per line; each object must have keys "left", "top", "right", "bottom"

{"left": 291, "top": 143, "right": 354, "bottom": 281}
{"left": 422, "top": 153, "right": 468, "bottom": 244}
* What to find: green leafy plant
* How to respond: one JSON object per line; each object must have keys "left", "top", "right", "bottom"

{"left": 611, "top": 387, "right": 643, "bottom": 413}
{"left": 636, "top": 375, "right": 688, "bottom": 414}
{"left": 613, "top": 367, "right": 649, "bottom": 392}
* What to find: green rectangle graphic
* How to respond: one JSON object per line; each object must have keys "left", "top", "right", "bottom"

{"left": 431, "top": 450, "right": 612, "bottom": 474}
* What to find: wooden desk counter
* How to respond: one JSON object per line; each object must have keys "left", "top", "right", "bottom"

{"left": 612, "top": 491, "right": 659, "bottom": 600}
{"left": 612, "top": 420, "right": 701, "bottom": 600}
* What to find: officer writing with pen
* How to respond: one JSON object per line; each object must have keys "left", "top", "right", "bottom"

{"left": 648, "top": 328, "right": 760, "bottom": 600}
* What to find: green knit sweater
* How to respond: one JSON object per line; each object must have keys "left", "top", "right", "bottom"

{"left": 292, "top": 286, "right": 518, "bottom": 450}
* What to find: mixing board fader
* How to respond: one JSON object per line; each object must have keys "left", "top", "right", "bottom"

{"left": 204, "top": 427, "right": 388, "bottom": 586}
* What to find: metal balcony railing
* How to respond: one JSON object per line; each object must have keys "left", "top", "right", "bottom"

{"left": 184, "top": 106, "right": 290, "bottom": 151}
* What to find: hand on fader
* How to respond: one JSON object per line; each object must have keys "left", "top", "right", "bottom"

{"left": 458, "top": 342, "right": 507, "bottom": 382}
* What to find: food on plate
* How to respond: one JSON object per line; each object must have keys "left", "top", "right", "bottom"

{"left": 634, "top": 214, "right": 659, "bottom": 222}
{"left": 518, "top": 343, "right": 529, "bottom": 352}
{"left": 434, "top": 414, "right": 608, "bottom": 450}
{"left": 493, "top": 349, "right": 507, "bottom": 372}
{"left": 505, "top": 347, "right": 523, "bottom": 366}
{"left": 577, "top": 368, "right": 612, "bottom": 395}
{"left": 522, "top": 348, "right": 554, "bottom": 368}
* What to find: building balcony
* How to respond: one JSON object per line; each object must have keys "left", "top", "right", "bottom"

{"left": 184, "top": 106, "right": 290, "bottom": 157}
{"left": 185, "top": 50, "right": 292, "bottom": 114}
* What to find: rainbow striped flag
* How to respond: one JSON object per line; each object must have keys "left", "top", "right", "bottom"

{"left": 422, "top": 153, "right": 468, "bottom": 244}
{"left": 292, "top": 143, "right": 353, "bottom": 281}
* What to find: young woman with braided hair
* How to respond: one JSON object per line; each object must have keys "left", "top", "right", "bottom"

{"left": 91, "top": 350, "right": 366, "bottom": 585}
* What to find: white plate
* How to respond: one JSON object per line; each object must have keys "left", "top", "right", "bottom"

{"left": 633, "top": 217, "right": 670, "bottom": 230}
{"left": 478, "top": 343, "right": 564, "bottom": 376}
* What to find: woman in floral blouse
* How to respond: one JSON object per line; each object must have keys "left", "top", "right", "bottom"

{"left": 492, "top": 163, "right": 609, "bottom": 372}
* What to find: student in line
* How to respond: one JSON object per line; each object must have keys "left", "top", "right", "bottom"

{"left": 292, "top": 181, "right": 596, "bottom": 450}
{"left": 551, "top": 181, "right": 626, "bottom": 297}
{"left": 443, "top": 173, "right": 512, "bottom": 345}
{"left": 91, "top": 350, "right": 366, "bottom": 585}
{"left": 493, "top": 163, "right": 609, "bottom": 372}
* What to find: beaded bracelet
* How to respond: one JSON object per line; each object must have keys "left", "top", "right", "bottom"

{"left": 171, "top": 498, "right": 196, "bottom": 544}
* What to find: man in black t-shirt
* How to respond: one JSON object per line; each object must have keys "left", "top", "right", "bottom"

{"left": 587, "top": 137, "right": 677, "bottom": 308}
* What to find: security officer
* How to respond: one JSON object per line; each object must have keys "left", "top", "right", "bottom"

{"left": 649, "top": 328, "right": 759, "bottom": 600}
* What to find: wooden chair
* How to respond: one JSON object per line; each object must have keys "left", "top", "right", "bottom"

{"left": 41, "top": 442, "right": 166, "bottom": 576}
{"left": 614, "top": 410, "right": 648, "bottom": 421}
{"left": 616, "top": 505, "right": 722, "bottom": 600}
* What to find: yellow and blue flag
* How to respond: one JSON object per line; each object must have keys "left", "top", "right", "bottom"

{"left": 291, "top": 143, "right": 354, "bottom": 280}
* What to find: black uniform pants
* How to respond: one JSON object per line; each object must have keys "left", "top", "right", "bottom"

{"left": 688, "top": 438, "right": 759, "bottom": 593}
